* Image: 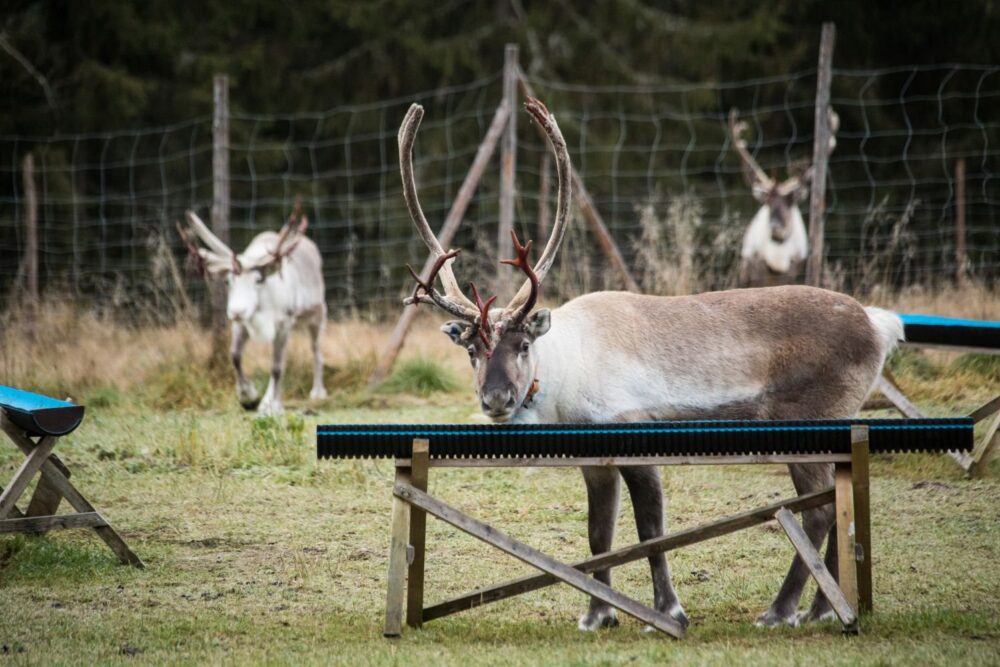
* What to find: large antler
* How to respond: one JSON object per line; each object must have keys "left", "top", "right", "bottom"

{"left": 179, "top": 210, "right": 237, "bottom": 274}
{"left": 777, "top": 106, "right": 840, "bottom": 196}
{"left": 398, "top": 104, "right": 479, "bottom": 322}
{"left": 498, "top": 98, "right": 571, "bottom": 324}
{"left": 729, "top": 109, "right": 775, "bottom": 197}
{"left": 244, "top": 197, "right": 310, "bottom": 272}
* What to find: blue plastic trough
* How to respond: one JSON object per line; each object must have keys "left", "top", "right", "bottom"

{"left": 0, "top": 385, "right": 85, "bottom": 437}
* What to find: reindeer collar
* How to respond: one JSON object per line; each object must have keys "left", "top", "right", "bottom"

{"left": 522, "top": 363, "right": 541, "bottom": 409}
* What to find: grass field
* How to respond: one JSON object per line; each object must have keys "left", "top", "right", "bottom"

{"left": 1, "top": 296, "right": 999, "bottom": 665}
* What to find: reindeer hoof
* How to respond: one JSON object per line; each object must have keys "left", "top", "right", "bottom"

{"left": 578, "top": 607, "right": 618, "bottom": 632}
{"left": 239, "top": 396, "right": 261, "bottom": 411}
{"left": 256, "top": 401, "right": 283, "bottom": 416}
{"left": 754, "top": 608, "right": 799, "bottom": 628}
{"left": 643, "top": 603, "right": 689, "bottom": 633}
{"left": 309, "top": 386, "right": 328, "bottom": 401}
{"left": 795, "top": 608, "right": 837, "bottom": 625}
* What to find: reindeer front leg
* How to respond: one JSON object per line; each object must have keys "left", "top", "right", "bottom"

{"left": 258, "top": 321, "right": 292, "bottom": 415}
{"left": 620, "top": 466, "right": 688, "bottom": 630}
{"left": 231, "top": 322, "right": 260, "bottom": 410}
{"left": 578, "top": 466, "right": 621, "bottom": 631}
{"left": 307, "top": 303, "right": 328, "bottom": 400}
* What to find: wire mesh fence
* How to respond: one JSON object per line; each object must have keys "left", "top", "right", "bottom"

{"left": 1, "top": 63, "right": 997, "bottom": 320}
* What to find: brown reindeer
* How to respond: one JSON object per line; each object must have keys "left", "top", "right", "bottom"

{"left": 400, "top": 98, "right": 901, "bottom": 631}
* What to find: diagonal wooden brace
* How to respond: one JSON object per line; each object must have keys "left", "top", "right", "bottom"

{"left": 775, "top": 508, "right": 858, "bottom": 633}
{"left": 424, "top": 487, "right": 834, "bottom": 622}
{"left": 0, "top": 435, "right": 57, "bottom": 519}
{"left": 393, "top": 482, "right": 686, "bottom": 639}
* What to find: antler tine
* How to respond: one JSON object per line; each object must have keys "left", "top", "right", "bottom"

{"left": 499, "top": 230, "right": 539, "bottom": 325}
{"left": 398, "top": 103, "right": 478, "bottom": 314}
{"left": 504, "top": 98, "right": 571, "bottom": 316}
{"left": 403, "top": 249, "right": 480, "bottom": 319}
{"left": 184, "top": 210, "right": 234, "bottom": 258}
{"left": 728, "top": 109, "right": 774, "bottom": 192}
{"left": 469, "top": 282, "right": 498, "bottom": 354}
{"left": 176, "top": 217, "right": 232, "bottom": 274}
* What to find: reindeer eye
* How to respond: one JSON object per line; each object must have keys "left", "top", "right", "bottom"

{"left": 467, "top": 345, "right": 476, "bottom": 359}
{"left": 255, "top": 272, "right": 265, "bottom": 284}
{"left": 519, "top": 340, "right": 531, "bottom": 354}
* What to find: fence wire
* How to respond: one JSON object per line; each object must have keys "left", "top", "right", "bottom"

{"left": 0, "top": 64, "right": 997, "bottom": 319}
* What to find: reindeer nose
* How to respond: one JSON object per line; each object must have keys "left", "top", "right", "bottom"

{"left": 482, "top": 389, "right": 516, "bottom": 414}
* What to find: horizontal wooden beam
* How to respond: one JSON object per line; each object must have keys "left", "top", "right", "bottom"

{"left": 395, "top": 482, "right": 687, "bottom": 638}
{"left": 394, "top": 453, "right": 851, "bottom": 468}
{"left": 424, "top": 487, "right": 834, "bottom": 622}
{"left": 0, "top": 511, "right": 105, "bottom": 534}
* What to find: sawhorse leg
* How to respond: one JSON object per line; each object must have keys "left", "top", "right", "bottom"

{"left": 384, "top": 439, "right": 429, "bottom": 637}
{"left": 1, "top": 420, "right": 143, "bottom": 568}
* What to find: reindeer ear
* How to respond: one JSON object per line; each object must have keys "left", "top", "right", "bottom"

{"left": 440, "top": 321, "right": 469, "bottom": 345}
{"left": 525, "top": 309, "right": 551, "bottom": 338}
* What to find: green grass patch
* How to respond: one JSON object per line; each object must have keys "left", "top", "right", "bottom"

{"left": 887, "top": 348, "right": 940, "bottom": 381}
{"left": 952, "top": 353, "right": 1000, "bottom": 382}
{"left": 377, "top": 357, "right": 461, "bottom": 396}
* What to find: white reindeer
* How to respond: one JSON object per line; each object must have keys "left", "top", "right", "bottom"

{"left": 177, "top": 205, "right": 327, "bottom": 414}
{"left": 398, "top": 99, "right": 902, "bottom": 631}
{"left": 729, "top": 108, "right": 838, "bottom": 287}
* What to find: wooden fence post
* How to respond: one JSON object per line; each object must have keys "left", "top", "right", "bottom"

{"left": 955, "top": 157, "right": 967, "bottom": 287}
{"left": 497, "top": 44, "right": 519, "bottom": 296}
{"left": 805, "top": 22, "right": 836, "bottom": 288}
{"left": 210, "top": 74, "right": 231, "bottom": 369}
{"left": 21, "top": 153, "right": 38, "bottom": 340}
{"left": 367, "top": 101, "right": 513, "bottom": 385}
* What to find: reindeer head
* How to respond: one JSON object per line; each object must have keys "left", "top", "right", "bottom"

{"left": 176, "top": 201, "right": 309, "bottom": 323}
{"left": 398, "top": 98, "right": 571, "bottom": 422}
{"left": 729, "top": 108, "right": 839, "bottom": 243}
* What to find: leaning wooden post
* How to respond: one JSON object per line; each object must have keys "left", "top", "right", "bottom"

{"left": 21, "top": 153, "right": 38, "bottom": 341}
{"left": 516, "top": 71, "right": 640, "bottom": 293}
{"left": 805, "top": 22, "right": 836, "bottom": 288}
{"left": 496, "top": 44, "right": 519, "bottom": 297}
{"left": 406, "top": 439, "right": 430, "bottom": 628}
{"left": 210, "top": 74, "right": 231, "bottom": 370}
{"left": 954, "top": 157, "right": 967, "bottom": 287}
{"left": 367, "top": 101, "right": 512, "bottom": 386}
{"left": 851, "top": 425, "right": 872, "bottom": 614}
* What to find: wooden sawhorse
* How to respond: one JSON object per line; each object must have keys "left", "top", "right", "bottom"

{"left": 383, "top": 426, "right": 873, "bottom": 639}
{"left": 0, "top": 410, "right": 143, "bottom": 568}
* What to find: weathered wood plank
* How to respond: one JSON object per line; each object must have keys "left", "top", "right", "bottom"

{"left": 0, "top": 435, "right": 56, "bottom": 519}
{"left": 835, "top": 462, "right": 859, "bottom": 612}
{"left": 775, "top": 508, "right": 858, "bottom": 633}
{"left": 851, "top": 426, "right": 873, "bottom": 614}
{"left": 396, "top": 483, "right": 689, "bottom": 638}
{"left": 969, "top": 409, "right": 1000, "bottom": 478}
{"left": 0, "top": 511, "right": 105, "bottom": 534}
{"left": 969, "top": 394, "right": 1000, "bottom": 424}
{"left": 26, "top": 473, "right": 65, "bottom": 521}
{"left": 394, "top": 453, "right": 851, "bottom": 469}
{"left": 406, "top": 440, "right": 430, "bottom": 628}
{"left": 423, "top": 487, "right": 834, "bottom": 622}
{"left": 384, "top": 466, "right": 412, "bottom": 637}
